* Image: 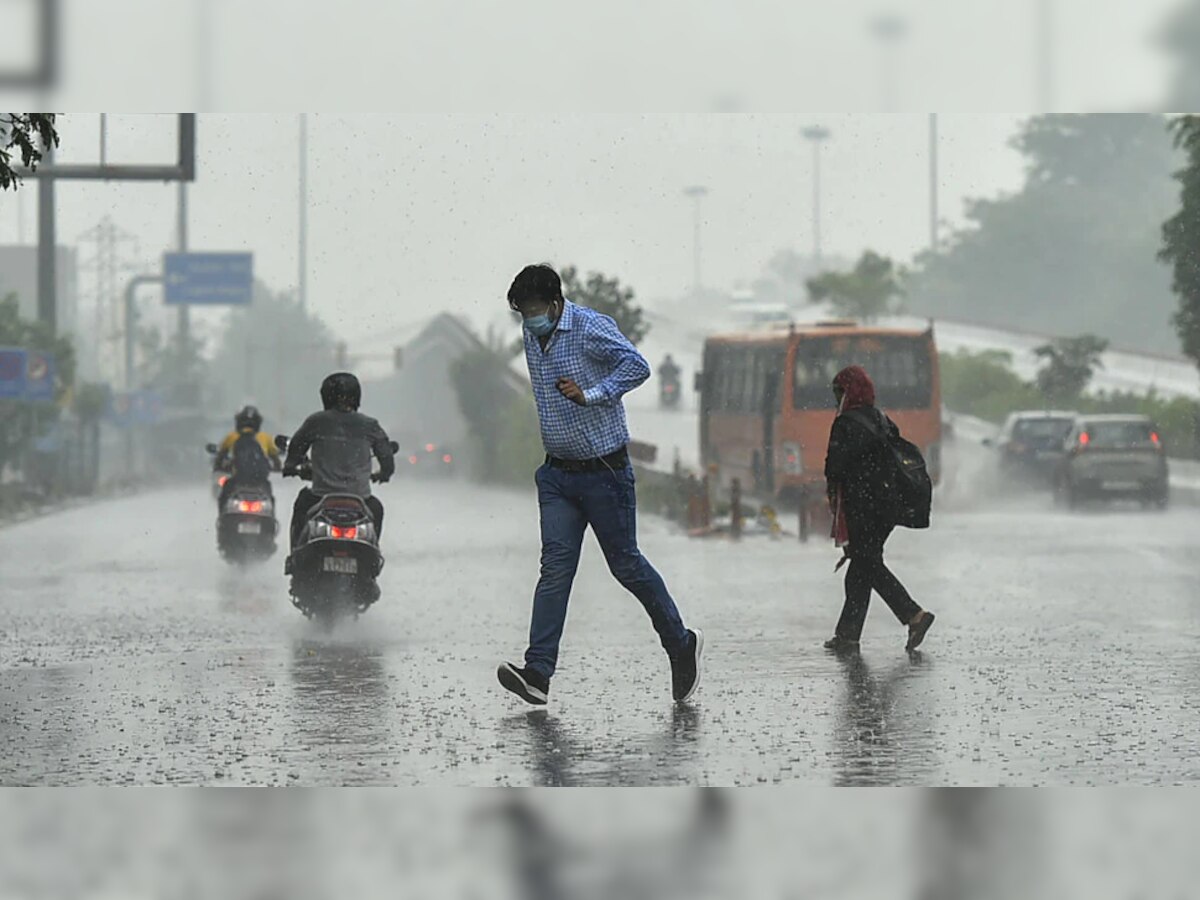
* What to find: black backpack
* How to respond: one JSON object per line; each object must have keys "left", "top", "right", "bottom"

{"left": 842, "top": 407, "right": 932, "bottom": 529}
{"left": 231, "top": 431, "right": 271, "bottom": 483}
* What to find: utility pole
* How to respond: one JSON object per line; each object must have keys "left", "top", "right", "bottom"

{"left": 682, "top": 185, "right": 709, "bottom": 294}
{"left": 800, "top": 125, "right": 831, "bottom": 267}
{"left": 929, "top": 113, "right": 940, "bottom": 252}
{"left": 78, "top": 217, "right": 140, "bottom": 383}
{"left": 178, "top": 181, "right": 189, "bottom": 340}
{"left": 298, "top": 113, "right": 308, "bottom": 312}
{"left": 36, "top": 140, "right": 56, "bottom": 332}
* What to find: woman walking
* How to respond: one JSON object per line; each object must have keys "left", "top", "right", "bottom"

{"left": 823, "top": 365, "right": 935, "bottom": 652}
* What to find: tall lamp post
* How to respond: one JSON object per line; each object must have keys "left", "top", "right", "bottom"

{"left": 683, "top": 185, "right": 709, "bottom": 295}
{"left": 869, "top": 13, "right": 909, "bottom": 112}
{"left": 800, "top": 125, "right": 831, "bottom": 267}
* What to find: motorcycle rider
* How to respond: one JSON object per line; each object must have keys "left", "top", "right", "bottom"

{"left": 214, "top": 405, "right": 280, "bottom": 506}
{"left": 659, "top": 353, "right": 682, "bottom": 404}
{"left": 282, "top": 372, "right": 395, "bottom": 571}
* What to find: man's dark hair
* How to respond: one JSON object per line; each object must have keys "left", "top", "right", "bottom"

{"left": 508, "top": 264, "right": 562, "bottom": 312}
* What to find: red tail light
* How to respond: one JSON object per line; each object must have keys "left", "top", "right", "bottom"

{"left": 1151, "top": 431, "right": 1161, "bottom": 446}
{"left": 442, "top": 454, "right": 452, "bottom": 463}
{"left": 408, "top": 455, "right": 418, "bottom": 464}
{"left": 238, "top": 500, "right": 264, "bottom": 513}
{"left": 217, "top": 475, "right": 229, "bottom": 487}
{"left": 425, "top": 443, "right": 435, "bottom": 452}
{"left": 330, "top": 526, "right": 357, "bottom": 540}
{"left": 1078, "top": 432, "right": 1090, "bottom": 447}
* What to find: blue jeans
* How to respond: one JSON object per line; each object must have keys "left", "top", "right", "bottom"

{"left": 525, "top": 462, "right": 690, "bottom": 679}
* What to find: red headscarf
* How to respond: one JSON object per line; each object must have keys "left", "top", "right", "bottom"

{"left": 833, "top": 365, "right": 876, "bottom": 412}
{"left": 829, "top": 365, "right": 875, "bottom": 555}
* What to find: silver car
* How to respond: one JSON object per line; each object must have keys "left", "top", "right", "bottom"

{"left": 1057, "top": 415, "right": 1169, "bottom": 509}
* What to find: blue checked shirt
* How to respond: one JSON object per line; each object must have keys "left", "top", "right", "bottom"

{"left": 522, "top": 300, "right": 650, "bottom": 460}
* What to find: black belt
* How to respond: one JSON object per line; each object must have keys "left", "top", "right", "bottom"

{"left": 546, "top": 447, "right": 629, "bottom": 473}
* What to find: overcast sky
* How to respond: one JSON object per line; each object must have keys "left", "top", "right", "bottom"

{"left": 2, "top": 113, "right": 1042, "bottom": 350}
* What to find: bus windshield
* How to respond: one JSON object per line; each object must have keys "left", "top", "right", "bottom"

{"left": 793, "top": 335, "right": 933, "bottom": 410}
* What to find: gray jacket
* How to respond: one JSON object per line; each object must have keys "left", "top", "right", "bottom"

{"left": 284, "top": 409, "right": 395, "bottom": 497}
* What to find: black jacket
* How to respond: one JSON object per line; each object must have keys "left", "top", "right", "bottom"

{"left": 824, "top": 406, "right": 899, "bottom": 519}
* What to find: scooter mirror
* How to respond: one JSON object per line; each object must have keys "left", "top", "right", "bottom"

{"left": 389, "top": 441, "right": 400, "bottom": 453}
{"left": 275, "top": 434, "right": 290, "bottom": 452}
{"left": 205, "top": 443, "right": 218, "bottom": 454}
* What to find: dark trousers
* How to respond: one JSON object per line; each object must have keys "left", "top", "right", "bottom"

{"left": 834, "top": 512, "right": 920, "bottom": 641}
{"left": 290, "top": 487, "right": 384, "bottom": 551}
{"left": 525, "top": 462, "right": 689, "bottom": 679}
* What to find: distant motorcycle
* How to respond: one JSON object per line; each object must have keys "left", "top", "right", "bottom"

{"left": 660, "top": 377, "right": 682, "bottom": 409}
{"left": 276, "top": 434, "right": 397, "bottom": 628}
{"left": 205, "top": 442, "right": 279, "bottom": 564}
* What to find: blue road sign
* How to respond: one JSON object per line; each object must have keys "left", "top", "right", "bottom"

{"left": 0, "top": 347, "right": 27, "bottom": 399}
{"left": 163, "top": 252, "right": 253, "bottom": 306}
{"left": 25, "top": 350, "right": 56, "bottom": 403}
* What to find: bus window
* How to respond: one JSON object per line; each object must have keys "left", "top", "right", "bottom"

{"left": 794, "top": 336, "right": 932, "bottom": 410}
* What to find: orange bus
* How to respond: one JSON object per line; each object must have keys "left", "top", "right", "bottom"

{"left": 698, "top": 321, "right": 942, "bottom": 535}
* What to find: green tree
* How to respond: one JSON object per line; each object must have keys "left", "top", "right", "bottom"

{"left": 1159, "top": 114, "right": 1200, "bottom": 371}
{"left": 0, "top": 293, "right": 76, "bottom": 477}
{"left": 560, "top": 266, "right": 649, "bottom": 344}
{"left": 0, "top": 114, "right": 58, "bottom": 190}
{"left": 905, "top": 114, "right": 1180, "bottom": 353}
{"left": 208, "top": 283, "right": 337, "bottom": 428}
{"left": 451, "top": 326, "right": 541, "bottom": 483}
{"left": 805, "top": 250, "right": 902, "bottom": 321}
{"left": 1033, "top": 334, "right": 1108, "bottom": 404}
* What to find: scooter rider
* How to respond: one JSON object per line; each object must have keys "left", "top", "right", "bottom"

{"left": 282, "top": 372, "right": 396, "bottom": 572}
{"left": 215, "top": 405, "right": 280, "bottom": 507}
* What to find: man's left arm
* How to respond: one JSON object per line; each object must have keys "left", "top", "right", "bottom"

{"left": 580, "top": 316, "right": 651, "bottom": 407}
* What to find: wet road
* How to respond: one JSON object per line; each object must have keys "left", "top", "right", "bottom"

{"left": 3, "top": 469, "right": 1200, "bottom": 785}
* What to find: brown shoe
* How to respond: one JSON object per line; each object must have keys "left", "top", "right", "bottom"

{"left": 906, "top": 611, "right": 935, "bottom": 652}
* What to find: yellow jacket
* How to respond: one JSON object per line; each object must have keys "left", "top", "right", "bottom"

{"left": 216, "top": 428, "right": 281, "bottom": 467}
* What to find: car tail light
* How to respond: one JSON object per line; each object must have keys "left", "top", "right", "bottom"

{"left": 408, "top": 455, "right": 418, "bottom": 464}
{"left": 330, "top": 526, "right": 358, "bottom": 540}
{"left": 425, "top": 443, "right": 435, "bottom": 452}
{"left": 217, "top": 475, "right": 229, "bottom": 487}
{"left": 442, "top": 454, "right": 452, "bottom": 463}
{"left": 781, "top": 442, "right": 803, "bottom": 475}
{"left": 1151, "top": 431, "right": 1163, "bottom": 450}
{"left": 1078, "top": 432, "right": 1090, "bottom": 447}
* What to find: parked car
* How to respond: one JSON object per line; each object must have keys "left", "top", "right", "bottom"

{"left": 1055, "top": 414, "right": 1169, "bottom": 509}
{"left": 403, "top": 442, "right": 457, "bottom": 478}
{"left": 985, "top": 410, "right": 1078, "bottom": 485}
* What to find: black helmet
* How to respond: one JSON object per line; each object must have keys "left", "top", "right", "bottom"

{"left": 320, "top": 372, "right": 361, "bottom": 411}
{"left": 234, "top": 405, "right": 262, "bottom": 431}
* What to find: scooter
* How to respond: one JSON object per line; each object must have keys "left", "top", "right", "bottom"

{"left": 660, "top": 377, "right": 682, "bottom": 409}
{"left": 205, "top": 443, "right": 280, "bottom": 564}
{"left": 275, "top": 435, "right": 397, "bottom": 628}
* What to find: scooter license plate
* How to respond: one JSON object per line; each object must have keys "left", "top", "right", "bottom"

{"left": 323, "top": 556, "right": 358, "bottom": 574}
{"left": 237, "top": 521, "right": 262, "bottom": 534}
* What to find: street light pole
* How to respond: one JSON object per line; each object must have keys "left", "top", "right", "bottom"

{"left": 299, "top": 113, "right": 308, "bottom": 312}
{"left": 800, "top": 125, "right": 831, "bottom": 267}
{"left": 929, "top": 113, "right": 939, "bottom": 252}
{"left": 869, "top": 13, "right": 909, "bottom": 112}
{"left": 683, "top": 185, "right": 709, "bottom": 294}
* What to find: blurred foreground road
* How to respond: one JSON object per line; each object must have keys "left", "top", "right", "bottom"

{"left": 3, "top": 462, "right": 1200, "bottom": 785}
